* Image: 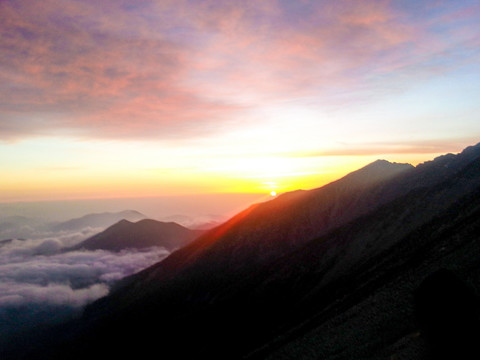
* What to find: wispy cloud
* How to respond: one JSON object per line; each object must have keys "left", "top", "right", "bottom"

{"left": 1, "top": 0, "right": 479, "bottom": 141}
{"left": 290, "top": 138, "right": 480, "bottom": 158}
{"left": 0, "top": 0, "right": 241, "bottom": 140}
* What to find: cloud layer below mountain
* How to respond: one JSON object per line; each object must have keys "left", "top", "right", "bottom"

{"left": 0, "top": 229, "right": 170, "bottom": 339}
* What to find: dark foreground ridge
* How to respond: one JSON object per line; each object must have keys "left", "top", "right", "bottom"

{"left": 4, "top": 142, "right": 480, "bottom": 360}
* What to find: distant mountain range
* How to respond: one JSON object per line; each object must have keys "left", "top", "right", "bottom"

{"left": 7, "top": 142, "right": 480, "bottom": 360}
{"left": 0, "top": 210, "right": 148, "bottom": 241}
{"left": 70, "top": 219, "right": 204, "bottom": 252}
{"left": 50, "top": 210, "right": 147, "bottom": 232}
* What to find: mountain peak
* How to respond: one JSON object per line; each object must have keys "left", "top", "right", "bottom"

{"left": 366, "top": 159, "right": 412, "bottom": 169}
{"left": 339, "top": 159, "right": 413, "bottom": 188}
{"left": 114, "top": 219, "right": 134, "bottom": 227}
{"left": 71, "top": 219, "right": 202, "bottom": 252}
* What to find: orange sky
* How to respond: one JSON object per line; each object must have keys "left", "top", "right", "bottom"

{"left": 1, "top": 0, "right": 479, "bottom": 202}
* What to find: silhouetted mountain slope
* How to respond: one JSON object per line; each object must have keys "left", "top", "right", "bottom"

{"left": 50, "top": 210, "right": 147, "bottom": 232}
{"left": 111, "top": 149, "right": 480, "bottom": 360}
{"left": 8, "top": 142, "right": 480, "bottom": 360}
{"left": 129, "top": 160, "right": 413, "bottom": 274}
{"left": 78, "top": 160, "right": 413, "bottom": 315}
{"left": 88, "top": 147, "right": 479, "bottom": 307}
{"left": 258, "top": 178, "right": 480, "bottom": 360}
{"left": 70, "top": 219, "right": 203, "bottom": 252}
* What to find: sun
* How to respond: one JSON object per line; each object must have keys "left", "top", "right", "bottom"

{"left": 270, "top": 190, "right": 277, "bottom": 196}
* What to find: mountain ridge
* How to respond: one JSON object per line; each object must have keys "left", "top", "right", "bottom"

{"left": 99, "top": 158, "right": 416, "bottom": 302}
{"left": 7, "top": 141, "right": 480, "bottom": 360}
{"left": 85, "top": 147, "right": 480, "bottom": 317}
{"left": 79, "top": 142, "right": 480, "bottom": 359}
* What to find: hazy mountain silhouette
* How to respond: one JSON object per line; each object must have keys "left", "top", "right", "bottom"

{"left": 6, "top": 142, "right": 480, "bottom": 360}
{"left": 50, "top": 210, "right": 147, "bottom": 232}
{"left": 70, "top": 219, "right": 203, "bottom": 252}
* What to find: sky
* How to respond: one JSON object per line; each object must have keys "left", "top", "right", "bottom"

{"left": 1, "top": 0, "right": 480, "bottom": 202}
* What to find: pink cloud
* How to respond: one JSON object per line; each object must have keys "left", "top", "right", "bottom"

{"left": 0, "top": 0, "right": 245, "bottom": 140}
{"left": 176, "top": 0, "right": 421, "bottom": 105}
{"left": 0, "top": 0, "right": 479, "bottom": 141}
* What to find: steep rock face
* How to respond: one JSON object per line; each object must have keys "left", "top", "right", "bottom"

{"left": 71, "top": 219, "right": 203, "bottom": 252}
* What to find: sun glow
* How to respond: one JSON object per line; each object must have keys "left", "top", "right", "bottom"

{"left": 270, "top": 191, "right": 277, "bottom": 196}
{"left": 0, "top": 136, "right": 405, "bottom": 201}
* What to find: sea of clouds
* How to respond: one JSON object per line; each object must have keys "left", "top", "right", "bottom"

{"left": 0, "top": 225, "right": 170, "bottom": 344}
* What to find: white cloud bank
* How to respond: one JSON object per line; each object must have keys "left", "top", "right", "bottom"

{"left": 0, "top": 230, "right": 170, "bottom": 339}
